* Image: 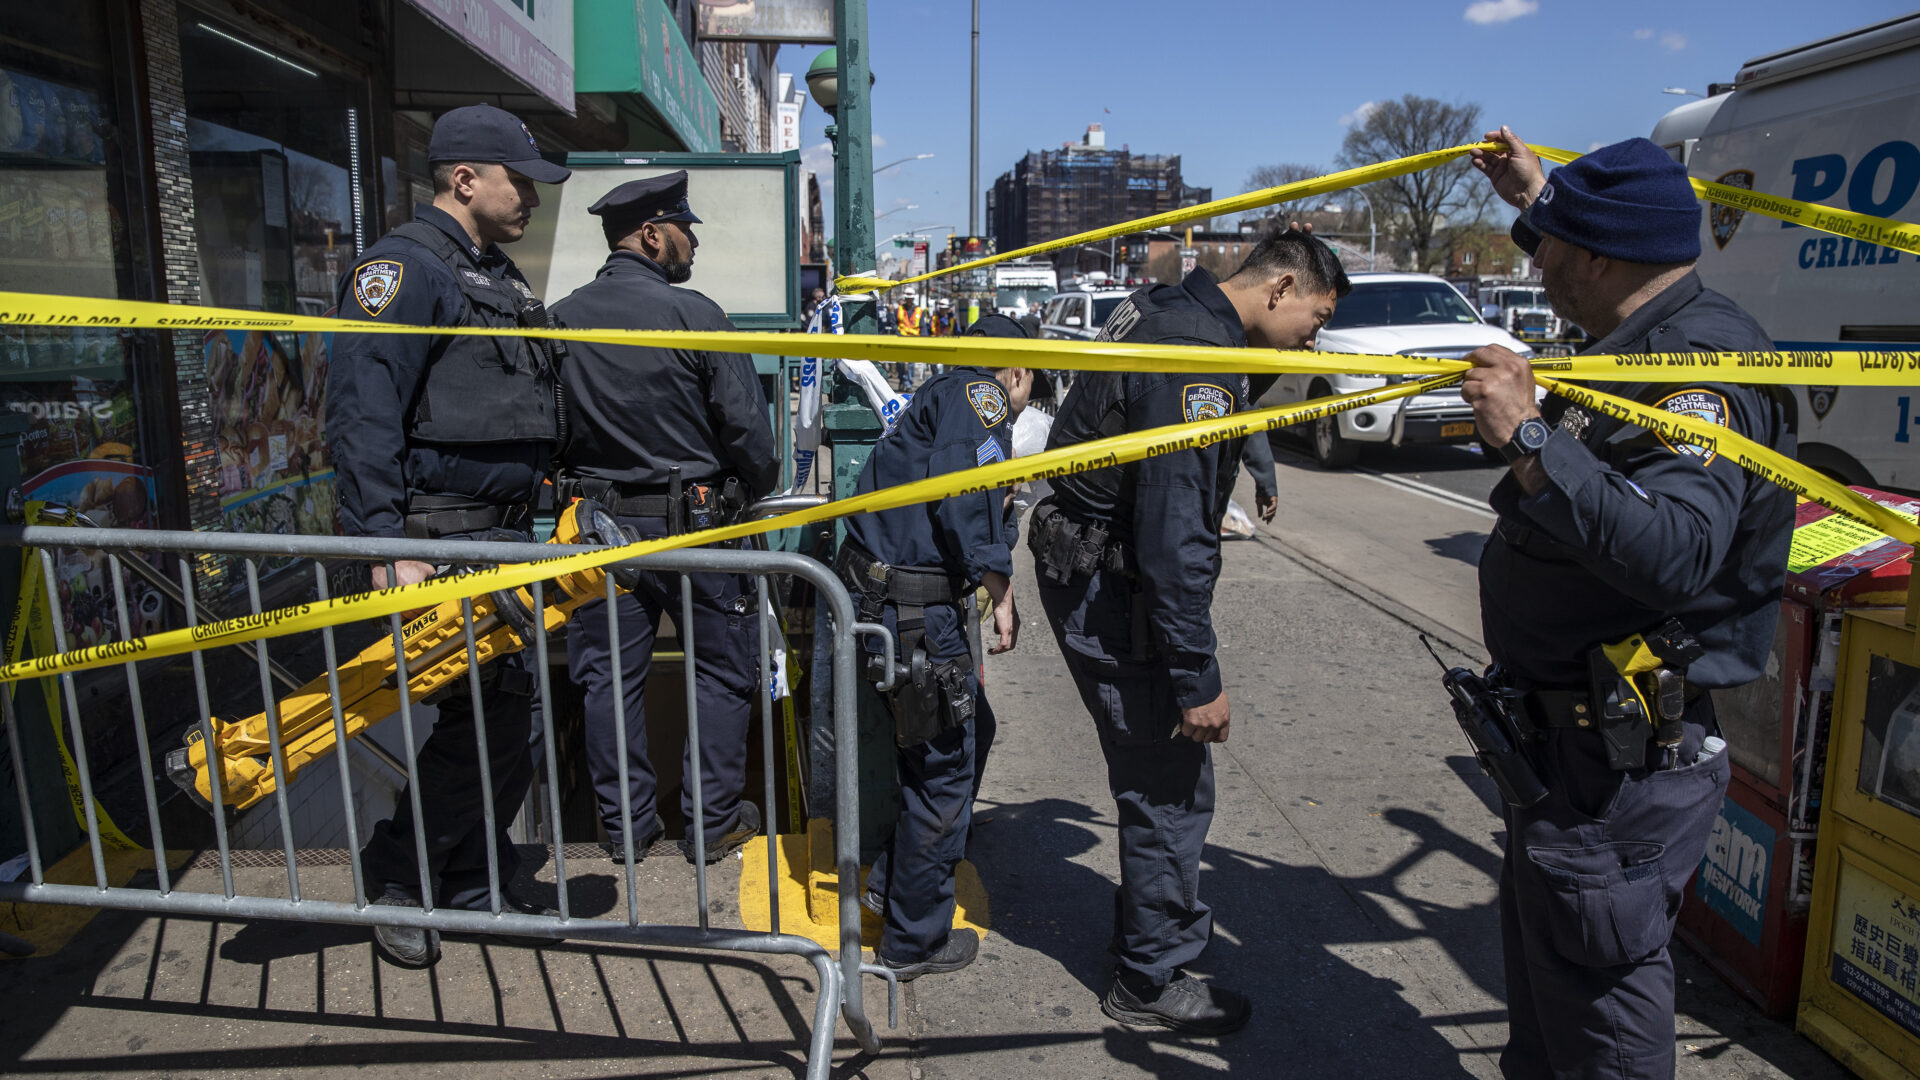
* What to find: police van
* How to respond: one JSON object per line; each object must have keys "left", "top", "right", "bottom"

{"left": 1650, "top": 13, "right": 1920, "bottom": 489}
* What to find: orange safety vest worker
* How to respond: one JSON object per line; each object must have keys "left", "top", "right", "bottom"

{"left": 896, "top": 302, "right": 923, "bottom": 336}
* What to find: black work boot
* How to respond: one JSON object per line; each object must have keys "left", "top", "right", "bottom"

{"left": 680, "top": 802, "right": 762, "bottom": 865}
{"left": 371, "top": 895, "right": 440, "bottom": 968}
{"left": 1101, "top": 970, "right": 1251, "bottom": 1036}
{"left": 600, "top": 815, "right": 666, "bottom": 863}
{"left": 879, "top": 927, "right": 979, "bottom": 982}
{"left": 859, "top": 881, "right": 886, "bottom": 917}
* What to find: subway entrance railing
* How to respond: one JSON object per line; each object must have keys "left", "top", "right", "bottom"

{"left": 0, "top": 514, "right": 890, "bottom": 1080}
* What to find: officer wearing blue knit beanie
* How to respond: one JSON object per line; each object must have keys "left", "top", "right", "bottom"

{"left": 1460, "top": 128, "right": 1798, "bottom": 1080}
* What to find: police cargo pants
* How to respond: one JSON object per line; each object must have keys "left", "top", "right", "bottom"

{"left": 1037, "top": 568, "right": 1214, "bottom": 988}
{"left": 566, "top": 515, "right": 757, "bottom": 849}
{"left": 360, "top": 527, "right": 538, "bottom": 911}
{"left": 1499, "top": 697, "right": 1728, "bottom": 1080}
{"left": 865, "top": 600, "right": 980, "bottom": 964}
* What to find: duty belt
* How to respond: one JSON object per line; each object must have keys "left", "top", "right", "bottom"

{"left": 403, "top": 495, "right": 531, "bottom": 540}
{"left": 1510, "top": 682, "right": 1703, "bottom": 736}
{"left": 835, "top": 542, "right": 969, "bottom": 613}
{"left": 558, "top": 476, "right": 744, "bottom": 533}
{"left": 1028, "top": 500, "right": 1131, "bottom": 584}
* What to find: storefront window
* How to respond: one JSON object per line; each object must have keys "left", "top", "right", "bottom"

{"left": 180, "top": 11, "right": 374, "bottom": 561}
{"left": 1861, "top": 655, "right": 1920, "bottom": 822}
{"left": 0, "top": 4, "right": 164, "bottom": 648}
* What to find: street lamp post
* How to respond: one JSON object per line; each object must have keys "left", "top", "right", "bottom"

{"left": 807, "top": 6, "right": 878, "bottom": 336}
{"left": 874, "top": 152, "right": 933, "bottom": 175}
{"left": 874, "top": 204, "right": 919, "bottom": 222}
{"left": 1327, "top": 193, "right": 1377, "bottom": 270}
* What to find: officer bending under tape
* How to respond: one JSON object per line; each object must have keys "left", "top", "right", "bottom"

{"left": 1463, "top": 130, "right": 1796, "bottom": 1079}
{"left": 1033, "top": 229, "right": 1348, "bottom": 1034}
{"left": 838, "top": 314, "right": 1041, "bottom": 981}
{"left": 327, "top": 104, "right": 571, "bottom": 967}
{"left": 551, "top": 172, "right": 778, "bottom": 864}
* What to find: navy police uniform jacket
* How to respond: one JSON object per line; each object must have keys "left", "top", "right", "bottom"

{"left": 327, "top": 204, "right": 553, "bottom": 537}
{"left": 1480, "top": 272, "right": 1797, "bottom": 689}
{"left": 1044, "top": 267, "right": 1250, "bottom": 708}
{"left": 845, "top": 366, "right": 1015, "bottom": 583}
{"left": 551, "top": 251, "right": 778, "bottom": 497}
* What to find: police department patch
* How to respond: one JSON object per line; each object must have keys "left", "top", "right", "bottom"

{"left": 966, "top": 380, "right": 1008, "bottom": 427}
{"left": 1182, "top": 383, "right": 1233, "bottom": 423}
{"left": 1653, "top": 389, "right": 1728, "bottom": 463}
{"left": 976, "top": 437, "right": 1005, "bottom": 466}
{"left": 354, "top": 260, "right": 403, "bottom": 317}
{"left": 1709, "top": 170, "right": 1754, "bottom": 250}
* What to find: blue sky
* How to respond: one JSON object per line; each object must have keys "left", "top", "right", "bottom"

{"left": 785, "top": 0, "right": 1911, "bottom": 256}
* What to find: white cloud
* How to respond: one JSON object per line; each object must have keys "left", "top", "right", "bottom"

{"left": 1659, "top": 31, "right": 1687, "bottom": 50}
{"left": 871, "top": 133, "right": 889, "bottom": 148}
{"left": 800, "top": 140, "right": 834, "bottom": 176}
{"left": 1464, "top": 0, "right": 1538, "bottom": 25}
{"left": 1633, "top": 27, "right": 1653, "bottom": 39}
{"left": 1340, "top": 100, "right": 1381, "bottom": 127}
{"left": 1588, "top": 140, "right": 1606, "bottom": 152}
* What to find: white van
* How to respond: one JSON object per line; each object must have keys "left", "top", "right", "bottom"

{"left": 1650, "top": 13, "right": 1920, "bottom": 489}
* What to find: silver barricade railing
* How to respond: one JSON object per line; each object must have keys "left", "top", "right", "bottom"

{"left": 0, "top": 520, "right": 887, "bottom": 1079}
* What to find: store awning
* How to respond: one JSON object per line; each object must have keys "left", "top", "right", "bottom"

{"left": 574, "top": 0, "right": 722, "bottom": 153}
{"left": 393, "top": 0, "right": 576, "bottom": 115}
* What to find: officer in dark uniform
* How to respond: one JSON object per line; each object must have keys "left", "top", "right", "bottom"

{"left": 1463, "top": 131, "right": 1796, "bottom": 1079}
{"left": 839, "top": 315, "right": 1042, "bottom": 981}
{"left": 551, "top": 172, "right": 778, "bottom": 865}
{"left": 1032, "top": 229, "right": 1348, "bottom": 1034}
{"left": 327, "top": 104, "right": 572, "bottom": 968}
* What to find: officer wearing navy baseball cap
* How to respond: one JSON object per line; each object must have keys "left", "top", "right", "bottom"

{"left": 550, "top": 170, "right": 777, "bottom": 867}
{"left": 1459, "top": 129, "right": 1796, "bottom": 1079}
{"left": 327, "top": 102, "right": 571, "bottom": 968}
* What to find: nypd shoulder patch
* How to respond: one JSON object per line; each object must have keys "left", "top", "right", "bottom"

{"left": 354, "top": 260, "right": 404, "bottom": 317}
{"left": 1653, "top": 389, "right": 1728, "bottom": 464}
{"left": 976, "top": 437, "right": 1005, "bottom": 466}
{"left": 966, "top": 380, "right": 1009, "bottom": 427}
{"left": 1182, "top": 383, "right": 1233, "bottom": 423}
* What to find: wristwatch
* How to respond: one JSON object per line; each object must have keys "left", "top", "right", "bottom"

{"left": 1499, "top": 417, "right": 1552, "bottom": 464}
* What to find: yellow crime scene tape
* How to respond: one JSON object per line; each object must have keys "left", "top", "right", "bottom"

{"left": 1531, "top": 145, "right": 1920, "bottom": 258}
{"left": 3, "top": 290, "right": 1917, "bottom": 388}
{"left": 2, "top": 138, "right": 1917, "bottom": 682}
{"left": 0, "top": 374, "right": 1458, "bottom": 684}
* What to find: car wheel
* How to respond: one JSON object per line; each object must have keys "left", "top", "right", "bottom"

{"left": 1308, "top": 382, "right": 1360, "bottom": 468}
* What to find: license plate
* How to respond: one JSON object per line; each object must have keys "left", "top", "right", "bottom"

{"left": 1441, "top": 421, "right": 1476, "bottom": 438}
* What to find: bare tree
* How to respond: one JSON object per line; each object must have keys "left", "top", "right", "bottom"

{"left": 1335, "top": 95, "right": 1493, "bottom": 274}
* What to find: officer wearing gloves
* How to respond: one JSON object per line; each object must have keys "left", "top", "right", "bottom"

{"left": 551, "top": 172, "right": 779, "bottom": 866}
{"left": 838, "top": 314, "right": 1043, "bottom": 982}
{"left": 327, "top": 103, "right": 571, "bottom": 967}
{"left": 1033, "top": 229, "right": 1348, "bottom": 1034}
{"left": 1463, "top": 131, "right": 1796, "bottom": 1079}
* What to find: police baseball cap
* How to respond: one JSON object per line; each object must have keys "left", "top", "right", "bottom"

{"left": 966, "top": 313, "right": 1053, "bottom": 400}
{"left": 428, "top": 104, "right": 572, "bottom": 184}
{"left": 1509, "top": 137, "right": 1699, "bottom": 264}
{"left": 588, "top": 171, "right": 703, "bottom": 231}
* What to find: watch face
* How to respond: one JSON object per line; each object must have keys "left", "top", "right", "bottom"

{"left": 1519, "top": 418, "right": 1551, "bottom": 452}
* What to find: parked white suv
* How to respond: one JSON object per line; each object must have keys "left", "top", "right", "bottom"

{"left": 1259, "top": 272, "right": 1536, "bottom": 467}
{"left": 1039, "top": 286, "right": 1135, "bottom": 342}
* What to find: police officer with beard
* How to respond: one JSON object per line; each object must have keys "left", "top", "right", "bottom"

{"left": 551, "top": 173, "right": 778, "bottom": 865}
{"left": 1032, "top": 229, "right": 1348, "bottom": 1034}
{"left": 1463, "top": 131, "right": 1796, "bottom": 1079}
{"left": 327, "top": 104, "right": 571, "bottom": 968}
{"left": 839, "top": 314, "right": 1041, "bottom": 981}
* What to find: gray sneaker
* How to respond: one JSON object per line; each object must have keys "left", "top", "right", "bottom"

{"left": 679, "top": 803, "right": 762, "bottom": 865}
{"left": 878, "top": 927, "right": 978, "bottom": 982}
{"left": 371, "top": 895, "right": 440, "bottom": 968}
{"left": 1101, "top": 971, "right": 1250, "bottom": 1036}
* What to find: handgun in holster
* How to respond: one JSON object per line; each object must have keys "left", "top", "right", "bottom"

{"left": 1422, "top": 636, "right": 1548, "bottom": 808}
{"left": 1586, "top": 617, "right": 1705, "bottom": 771}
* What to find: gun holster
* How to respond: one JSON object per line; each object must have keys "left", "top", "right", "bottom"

{"left": 1585, "top": 617, "right": 1705, "bottom": 771}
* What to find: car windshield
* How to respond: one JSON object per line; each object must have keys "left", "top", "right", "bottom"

{"left": 1495, "top": 290, "right": 1545, "bottom": 308}
{"left": 1092, "top": 296, "right": 1127, "bottom": 327}
{"left": 1326, "top": 282, "right": 1482, "bottom": 329}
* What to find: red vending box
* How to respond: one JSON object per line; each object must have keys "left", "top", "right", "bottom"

{"left": 1680, "top": 488, "right": 1916, "bottom": 1019}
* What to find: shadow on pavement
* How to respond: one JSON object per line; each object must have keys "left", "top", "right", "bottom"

{"left": 1425, "top": 531, "right": 1487, "bottom": 568}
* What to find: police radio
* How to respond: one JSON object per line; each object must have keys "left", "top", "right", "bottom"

{"left": 1421, "top": 635, "right": 1549, "bottom": 809}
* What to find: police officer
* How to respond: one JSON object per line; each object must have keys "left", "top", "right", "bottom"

{"left": 839, "top": 315, "right": 1041, "bottom": 981}
{"left": 327, "top": 104, "right": 571, "bottom": 968}
{"left": 550, "top": 172, "right": 778, "bottom": 865}
{"left": 1032, "top": 229, "right": 1348, "bottom": 1033}
{"left": 1462, "top": 131, "right": 1796, "bottom": 1079}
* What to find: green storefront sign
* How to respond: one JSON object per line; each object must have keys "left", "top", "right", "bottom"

{"left": 575, "top": 0, "right": 722, "bottom": 152}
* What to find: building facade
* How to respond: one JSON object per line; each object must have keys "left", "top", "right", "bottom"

{"left": 987, "top": 124, "right": 1210, "bottom": 276}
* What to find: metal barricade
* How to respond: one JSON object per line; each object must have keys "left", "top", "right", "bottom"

{"left": 0, "top": 521, "right": 889, "bottom": 1080}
